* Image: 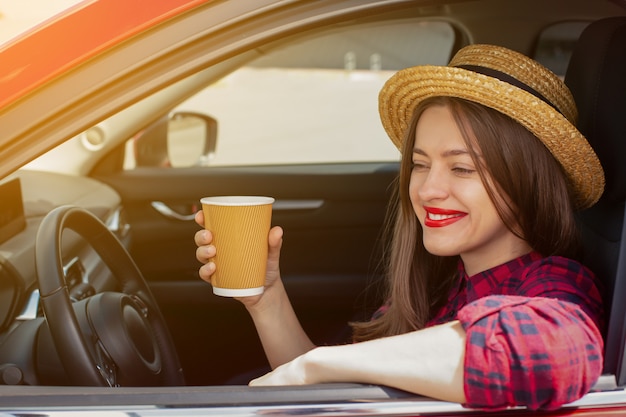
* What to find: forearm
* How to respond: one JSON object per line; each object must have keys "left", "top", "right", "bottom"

{"left": 247, "top": 278, "right": 315, "bottom": 369}
{"left": 254, "top": 320, "right": 466, "bottom": 403}
{"left": 310, "top": 320, "right": 465, "bottom": 402}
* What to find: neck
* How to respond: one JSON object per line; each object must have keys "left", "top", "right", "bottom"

{"left": 462, "top": 239, "right": 533, "bottom": 277}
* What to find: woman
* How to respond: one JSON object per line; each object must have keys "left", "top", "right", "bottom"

{"left": 194, "top": 44, "right": 605, "bottom": 410}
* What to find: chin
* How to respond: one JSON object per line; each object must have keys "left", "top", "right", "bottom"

{"left": 422, "top": 241, "right": 462, "bottom": 257}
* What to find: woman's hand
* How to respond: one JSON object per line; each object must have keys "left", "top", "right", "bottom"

{"left": 249, "top": 351, "right": 312, "bottom": 386}
{"left": 194, "top": 210, "right": 283, "bottom": 308}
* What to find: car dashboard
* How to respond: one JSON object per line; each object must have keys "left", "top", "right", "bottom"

{"left": 0, "top": 169, "right": 127, "bottom": 337}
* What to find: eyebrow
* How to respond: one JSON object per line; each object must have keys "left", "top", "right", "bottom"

{"left": 412, "top": 147, "right": 471, "bottom": 158}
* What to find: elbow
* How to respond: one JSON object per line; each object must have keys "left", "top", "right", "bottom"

{"left": 461, "top": 298, "right": 604, "bottom": 411}
{"left": 542, "top": 318, "right": 604, "bottom": 408}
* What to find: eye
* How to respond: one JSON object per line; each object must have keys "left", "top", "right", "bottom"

{"left": 452, "top": 166, "right": 476, "bottom": 176}
{"left": 412, "top": 161, "right": 429, "bottom": 172}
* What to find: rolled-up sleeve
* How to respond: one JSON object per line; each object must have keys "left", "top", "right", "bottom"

{"left": 458, "top": 295, "right": 604, "bottom": 410}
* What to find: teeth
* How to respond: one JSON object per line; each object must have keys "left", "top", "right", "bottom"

{"left": 428, "top": 212, "right": 459, "bottom": 221}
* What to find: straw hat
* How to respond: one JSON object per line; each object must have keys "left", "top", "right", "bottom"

{"left": 378, "top": 44, "right": 604, "bottom": 209}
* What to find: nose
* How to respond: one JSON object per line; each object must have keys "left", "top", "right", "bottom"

{"left": 412, "top": 165, "right": 449, "bottom": 202}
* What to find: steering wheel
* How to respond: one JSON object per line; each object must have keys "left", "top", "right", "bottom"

{"left": 34, "top": 205, "right": 185, "bottom": 386}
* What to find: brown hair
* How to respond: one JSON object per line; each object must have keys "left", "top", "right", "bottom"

{"left": 352, "top": 96, "right": 581, "bottom": 341}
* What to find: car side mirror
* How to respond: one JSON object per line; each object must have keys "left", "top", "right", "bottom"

{"left": 134, "top": 112, "right": 218, "bottom": 168}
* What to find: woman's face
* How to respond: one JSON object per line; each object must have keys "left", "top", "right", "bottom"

{"left": 409, "top": 104, "right": 531, "bottom": 276}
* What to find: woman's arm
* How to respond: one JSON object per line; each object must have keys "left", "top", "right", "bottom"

{"left": 250, "top": 295, "right": 603, "bottom": 410}
{"left": 195, "top": 211, "right": 315, "bottom": 368}
{"left": 245, "top": 275, "right": 316, "bottom": 369}
{"left": 250, "top": 320, "right": 467, "bottom": 404}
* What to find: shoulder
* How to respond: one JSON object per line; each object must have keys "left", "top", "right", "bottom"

{"left": 520, "top": 255, "right": 596, "bottom": 286}
{"left": 515, "top": 255, "right": 603, "bottom": 322}
{"left": 495, "top": 253, "right": 597, "bottom": 295}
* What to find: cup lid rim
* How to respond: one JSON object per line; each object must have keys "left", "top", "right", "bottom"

{"left": 200, "top": 196, "right": 275, "bottom": 206}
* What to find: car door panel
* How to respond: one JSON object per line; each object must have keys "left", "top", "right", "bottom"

{"left": 95, "top": 162, "right": 396, "bottom": 385}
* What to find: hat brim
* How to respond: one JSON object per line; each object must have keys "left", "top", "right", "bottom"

{"left": 378, "top": 65, "right": 605, "bottom": 209}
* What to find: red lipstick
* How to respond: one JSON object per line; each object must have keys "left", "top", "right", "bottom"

{"left": 423, "top": 206, "right": 467, "bottom": 228}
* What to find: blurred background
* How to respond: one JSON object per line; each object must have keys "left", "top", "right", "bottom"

{"left": 0, "top": 0, "right": 82, "bottom": 44}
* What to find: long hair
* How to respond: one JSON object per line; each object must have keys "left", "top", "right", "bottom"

{"left": 352, "top": 96, "right": 581, "bottom": 341}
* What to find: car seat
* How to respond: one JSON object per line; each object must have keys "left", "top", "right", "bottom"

{"left": 564, "top": 16, "right": 626, "bottom": 386}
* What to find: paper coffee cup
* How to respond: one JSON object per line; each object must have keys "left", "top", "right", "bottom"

{"left": 200, "top": 196, "right": 274, "bottom": 297}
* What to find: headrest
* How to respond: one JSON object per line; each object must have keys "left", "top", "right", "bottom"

{"left": 565, "top": 17, "right": 626, "bottom": 204}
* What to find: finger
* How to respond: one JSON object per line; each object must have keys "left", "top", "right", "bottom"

{"left": 194, "top": 229, "right": 213, "bottom": 247}
{"left": 198, "top": 261, "right": 215, "bottom": 283}
{"left": 248, "top": 372, "right": 272, "bottom": 386}
{"left": 194, "top": 210, "right": 205, "bottom": 228}
{"left": 268, "top": 226, "right": 283, "bottom": 253}
{"left": 267, "top": 226, "right": 283, "bottom": 267}
{"left": 248, "top": 376, "right": 262, "bottom": 386}
{"left": 195, "top": 244, "right": 216, "bottom": 263}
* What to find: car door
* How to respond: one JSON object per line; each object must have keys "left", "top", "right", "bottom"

{"left": 92, "top": 17, "right": 456, "bottom": 386}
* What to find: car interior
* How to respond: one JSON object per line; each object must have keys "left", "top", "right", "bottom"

{"left": 1, "top": 1, "right": 626, "bottom": 413}
{"left": 566, "top": 15, "right": 626, "bottom": 388}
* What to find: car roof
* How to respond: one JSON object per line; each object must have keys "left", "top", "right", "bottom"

{"left": 0, "top": 0, "right": 207, "bottom": 110}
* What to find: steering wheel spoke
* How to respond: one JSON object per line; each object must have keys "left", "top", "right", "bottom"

{"left": 95, "top": 339, "right": 118, "bottom": 387}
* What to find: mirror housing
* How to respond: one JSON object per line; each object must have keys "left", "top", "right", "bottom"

{"left": 134, "top": 112, "right": 217, "bottom": 167}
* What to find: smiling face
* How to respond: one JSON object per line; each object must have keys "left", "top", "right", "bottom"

{"left": 409, "top": 104, "right": 532, "bottom": 276}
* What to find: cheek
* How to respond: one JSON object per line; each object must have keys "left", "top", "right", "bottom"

{"left": 458, "top": 183, "right": 501, "bottom": 226}
{"left": 408, "top": 173, "right": 425, "bottom": 216}
{"left": 408, "top": 172, "right": 421, "bottom": 203}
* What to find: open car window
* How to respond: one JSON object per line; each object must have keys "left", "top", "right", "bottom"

{"left": 123, "top": 19, "right": 455, "bottom": 169}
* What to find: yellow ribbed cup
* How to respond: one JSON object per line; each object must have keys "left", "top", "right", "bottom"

{"left": 201, "top": 196, "right": 274, "bottom": 297}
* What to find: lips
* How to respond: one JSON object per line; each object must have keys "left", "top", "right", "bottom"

{"left": 423, "top": 206, "right": 467, "bottom": 228}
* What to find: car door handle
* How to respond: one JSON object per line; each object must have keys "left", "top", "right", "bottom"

{"left": 151, "top": 199, "right": 324, "bottom": 221}
{"left": 151, "top": 201, "right": 197, "bottom": 221}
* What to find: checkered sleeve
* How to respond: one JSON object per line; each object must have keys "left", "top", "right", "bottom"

{"left": 458, "top": 295, "right": 603, "bottom": 410}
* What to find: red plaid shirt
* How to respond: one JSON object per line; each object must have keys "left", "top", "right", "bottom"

{"left": 378, "top": 251, "right": 604, "bottom": 410}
